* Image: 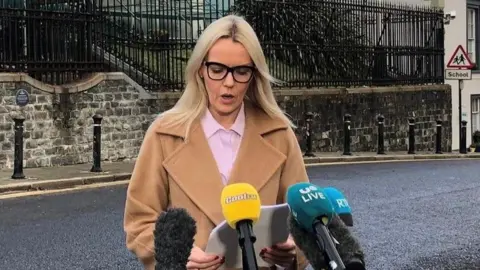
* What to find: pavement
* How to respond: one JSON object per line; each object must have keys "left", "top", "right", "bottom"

{"left": 0, "top": 151, "right": 479, "bottom": 195}
{"left": 1, "top": 160, "right": 479, "bottom": 270}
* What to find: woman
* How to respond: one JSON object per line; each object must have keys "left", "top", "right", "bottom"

{"left": 123, "top": 14, "right": 310, "bottom": 270}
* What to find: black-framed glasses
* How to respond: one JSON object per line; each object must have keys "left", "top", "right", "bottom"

{"left": 204, "top": 61, "right": 255, "bottom": 83}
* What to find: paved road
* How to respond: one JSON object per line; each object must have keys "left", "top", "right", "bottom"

{"left": 1, "top": 160, "right": 479, "bottom": 270}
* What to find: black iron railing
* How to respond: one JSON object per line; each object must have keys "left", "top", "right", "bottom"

{"left": 237, "top": 0, "right": 445, "bottom": 88}
{"left": 0, "top": 0, "right": 444, "bottom": 91}
{"left": 0, "top": 0, "right": 105, "bottom": 84}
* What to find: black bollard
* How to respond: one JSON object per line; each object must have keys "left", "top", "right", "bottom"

{"left": 435, "top": 120, "right": 443, "bottom": 154}
{"left": 303, "top": 112, "right": 315, "bottom": 157}
{"left": 90, "top": 114, "right": 103, "bottom": 172}
{"left": 11, "top": 116, "right": 26, "bottom": 179}
{"left": 408, "top": 117, "right": 415, "bottom": 154}
{"left": 377, "top": 115, "right": 385, "bottom": 155}
{"left": 343, "top": 114, "right": 352, "bottom": 155}
{"left": 460, "top": 120, "right": 467, "bottom": 154}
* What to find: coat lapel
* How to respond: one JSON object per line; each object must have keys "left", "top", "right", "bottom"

{"left": 161, "top": 121, "right": 226, "bottom": 226}
{"left": 159, "top": 102, "right": 289, "bottom": 226}
{"left": 228, "top": 103, "right": 288, "bottom": 192}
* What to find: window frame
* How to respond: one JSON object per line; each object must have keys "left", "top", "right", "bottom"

{"left": 467, "top": 1, "right": 480, "bottom": 71}
{"left": 471, "top": 95, "right": 480, "bottom": 136}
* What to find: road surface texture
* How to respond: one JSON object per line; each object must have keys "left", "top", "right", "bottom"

{"left": 1, "top": 160, "right": 479, "bottom": 270}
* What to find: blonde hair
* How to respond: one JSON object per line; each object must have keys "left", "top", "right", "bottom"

{"left": 158, "top": 14, "right": 295, "bottom": 139}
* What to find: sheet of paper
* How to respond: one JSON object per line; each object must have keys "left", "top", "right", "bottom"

{"left": 205, "top": 203, "right": 290, "bottom": 269}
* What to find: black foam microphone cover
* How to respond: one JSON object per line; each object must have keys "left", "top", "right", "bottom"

{"left": 154, "top": 208, "right": 197, "bottom": 269}
{"left": 288, "top": 213, "right": 366, "bottom": 270}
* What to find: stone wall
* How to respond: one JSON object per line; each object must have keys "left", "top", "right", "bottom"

{"left": 0, "top": 72, "right": 452, "bottom": 169}
{"left": 0, "top": 73, "right": 173, "bottom": 169}
{"left": 280, "top": 86, "right": 452, "bottom": 153}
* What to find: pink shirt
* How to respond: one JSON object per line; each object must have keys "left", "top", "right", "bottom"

{"left": 201, "top": 103, "right": 245, "bottom": 185}
{"left": 201, "top": 105, "right": 286, "bottom": 270}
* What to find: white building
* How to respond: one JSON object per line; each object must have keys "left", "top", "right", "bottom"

{"left": 424, "top": 0, "right": 480, "bottom": 150}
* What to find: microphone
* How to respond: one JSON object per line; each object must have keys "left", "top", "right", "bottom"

{"left": 288, "top": 212, "right": 331, "bottom": 270}
{"left": 286, "top": 182, "right": 345, "bottom": 270}
{"left": 221, "top": 183, "right": 261, "bottom": 270}
{"left": 323, "top": 187, "right": 353, "bottom": 227}
{"left": 153, "top": 208, "right": 196, "bottom": 270}
{"left": 288, "top": 214, "right": 366, "bottom": 270}
{"left": 287, "top": 183, "right": 365, "bottom": 270}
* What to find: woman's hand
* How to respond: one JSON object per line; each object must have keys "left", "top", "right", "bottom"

{"left": 186, "top": 245, "right": 225, "bottom": 269}
{"left": 260, "top": 236, "right": 297, "bottom": 268}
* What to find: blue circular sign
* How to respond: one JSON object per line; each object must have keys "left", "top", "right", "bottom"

{"left": 15, "top": 89, "right": 29, "bottom": 107}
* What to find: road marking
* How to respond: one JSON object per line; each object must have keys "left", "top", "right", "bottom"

{"left": 0, "top": 180, "right": 129, "bottom": 200}
{"left": 305, "top": 158, "right": 477, "bottom": 167}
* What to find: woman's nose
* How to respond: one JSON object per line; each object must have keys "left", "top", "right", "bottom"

{"left": 223, "top": 72, "right": 235, "bottom": 87}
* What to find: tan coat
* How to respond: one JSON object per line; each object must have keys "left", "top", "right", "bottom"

{"left": 123, "top": 102, "right": 310, "bottom": 270}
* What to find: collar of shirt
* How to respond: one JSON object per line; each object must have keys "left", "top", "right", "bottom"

{"left": 201, "top": 102, "right": 245, "bottom": 139}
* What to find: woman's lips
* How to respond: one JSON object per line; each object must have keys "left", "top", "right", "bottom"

{"left": 220, "top": 94, "right": 235, "bottom": 104}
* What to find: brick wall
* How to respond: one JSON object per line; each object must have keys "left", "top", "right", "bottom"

{"left": 0, "top": 72, "right": 452, "bottom": 169}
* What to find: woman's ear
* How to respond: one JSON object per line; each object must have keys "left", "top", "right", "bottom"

{"left": 198, "top": 61, "right": 206, "bottom": 79}
{"left": 248, "top": 76, "right": 255, "bottom": 91}
{"left": 246, "top": 79, "right": 257, "bottom": 102}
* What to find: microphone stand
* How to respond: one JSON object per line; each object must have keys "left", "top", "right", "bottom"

{"left": 236, "top": 220, "right": 259, "bottom": 270}
{"left": 314, "top": 221, "right": 346, "bottom": 270}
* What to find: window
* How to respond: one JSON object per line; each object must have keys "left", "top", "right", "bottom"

{"left": 466, "top": 2, "right": 480, "bottom": 70}
{"left": 467, "top": 8, "right": 476, "bottom": 66}
{"left": 472, "top": 96, "right": 480, "bottom": 135}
